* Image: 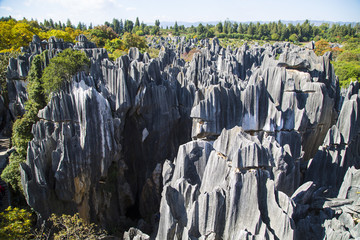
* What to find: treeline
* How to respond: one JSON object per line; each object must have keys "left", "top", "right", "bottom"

{"left": 0, "top": 17, "right": 153, "bottom": 54}
{"left": 0, "top": 16, "right": 359, "bottom": 89}
{"left": 1, "top": 16, "right": 359, "bottom": 47}
{"left": 168, "top": 20, "right": 360, "bottom": 42}
{"left": 0, "top": 16, "right": 160, "bottom": 37}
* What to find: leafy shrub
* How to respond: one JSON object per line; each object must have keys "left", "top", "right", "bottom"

{"left": 271, "top": 33, "right": 280, "bottom": 41}
{"left": 105, "top": 38, "right": 124, "bottom": 53}
{"left": 0, "top": 19, "right": 40, "bottom": 52}
{"left": 136, "top": 30, "right": 145, "bottom": 36}
{"left": 315, "top": 39, "right": 331, "bottom": 56}
{"left": 146, "top": 48, "right": 160, "bottom": 59}
{"left": 333, "top": 38, "right": 360, "bottom": 88}
{"left": 42, "top": 48, "right": 90, "bottom": 99}
{"left": 108, "top": 49, "right": 128, "bottom": 61}
{"left": 333, "top": 61, "right": 360, "bottom": 87}
{"left": 289, "top": 34, "right": 298, "bottom": 42}
{"left": 104, "top": 33, "right": 148, "bottom": 61}
{"left": 49, "top": 213, "right": 106, "bottom": 240}
{"left": 0, "top": 207, "right": 33, "bottom": 239}
{"left": 38, "top": 29, "right": 72, "bottom": 42}
{"left": 1, "top": 153, "right": 24, "bottom": 192}
{"left": 122, "top": 32, "right": 147, "bottom": 52}
{"left": 336, "top": 49, "right": 360, "bottom": 62}
{"left": 88, "top": 25, "right": 118, "bottom": 48}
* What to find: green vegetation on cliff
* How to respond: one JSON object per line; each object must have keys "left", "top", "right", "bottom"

{"left": 1, "top": 54, "right": 46, "bottom": 192}
{"left": 1, "top": 49, "right": 89, "bottom": 193}
{"left": 333, "top": 38, "right": 360, "bottom": 87}
{"left": 42, "top": 48, "right": 90, "bottom": 99}
{"left": 104, "top": 32, "right": 148, "bottom": 60}
{"left": 0, "top": 207, "right": 106, "bottom": 239}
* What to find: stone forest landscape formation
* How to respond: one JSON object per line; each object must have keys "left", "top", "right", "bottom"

{"left": 0, "top": 1, "right": 360, "bottom": 239}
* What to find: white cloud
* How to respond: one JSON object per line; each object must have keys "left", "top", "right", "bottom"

{"left": 126, "top": 7, "right": 136, "bottom": 11}
{"left": 108, "top": 0, "right": 123, "bottom": 8}
{"left": 0, "top": 6, "right": 13, "bottom": 11}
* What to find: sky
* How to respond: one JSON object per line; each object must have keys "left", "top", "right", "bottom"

{"left": 0, "top": 0, "right": 359, "bottom": 26}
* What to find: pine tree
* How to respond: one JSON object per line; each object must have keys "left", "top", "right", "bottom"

{"left": 113, "top": 18, "right": 120, "bottom": 34}
{"left": 216, "top": 22, "right": 223, "bottom": 33}
{"left": 66, "top": 19, "right": 72, "bottom": 28}
{"left": 174, "top": 21, "right": 179, "bottom": 36}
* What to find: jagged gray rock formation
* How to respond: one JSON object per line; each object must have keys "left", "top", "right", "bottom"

{"left": 293, "top": 165, "right": 360, "bottom": 240}
{"left": 306, "top": 81, "right": 360, "bottom": 189}
{"left": 190, "top": 43, "right": 337, "bottom": 164}
{"left": 5, "top": 35, "right": 359, "bottom": 239}
{"left": 15, "top": 35, "right": 194, "bottom": 231}
{"left": 156, "top": 127, "right": 295, "bottom": 239}
{"left": 21, "top": 79, "right": 126, "bottom": 223}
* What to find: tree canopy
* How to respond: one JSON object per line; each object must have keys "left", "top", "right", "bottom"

{"left": 42, "top": 48, "right": 90, "bottom": 98}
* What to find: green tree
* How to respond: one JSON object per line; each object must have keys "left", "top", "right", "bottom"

{"left": 135, "top": 17, "right": 140, "bottom": 28}
{"left": 247, "top": 23, "right": 255, "bottom": 36}
{"left": 112, "top": 18, "right": 120, "bottom": 34}
{"left": 57, "top": 21, "right": 63, "bottom": 30}
{"left": 197, "top": 23, "right": 205, "bottom": 35}
{"left": 88, "top": 25, "right": 118, "bottom": 47}
{"left": 216, "top": 22, "right": 223, "bottom": 33}
{"left": 76, "top": 22, "right": 83, "bottom": 30}
{"left": 42, "top": 49, "right": 90, "bottom": 99}
{"left": 232, "top": 22, "right": 238, "bottom": 33}
{"left": 66, "top": 19, "right": 72, "bottom": 28}
{"left": 124, "top": 20, "right": 134, "bottom": 33}
{"left": 223, "top": 20, "right": 231, "bottom": 34}
{"left": 122, "top": 32, "right": 147, "bottom": 51}
{"left": 281, "top": 26, "right": 290, "bottom": 41}
{"left": 174, "top": 21, "right": 179, "bottom": 36}
{"left": 151, "top": 26, "right": 160, "bottom": 35}
{"left": 237, "top": 23, "right": 244, "bottom": 34}
{"left": 0, "top": 19, "right": 41, "bottom": 52}
{"left": 49, "top": 19, "right": 55, "bottom": 29}
{"left": 289, "top": 33, "right": 298, "bottom": 42}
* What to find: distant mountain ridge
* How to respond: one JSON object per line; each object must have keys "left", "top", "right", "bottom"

{"left": 155, "top": 20, "right": 358, "bottom": 28}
